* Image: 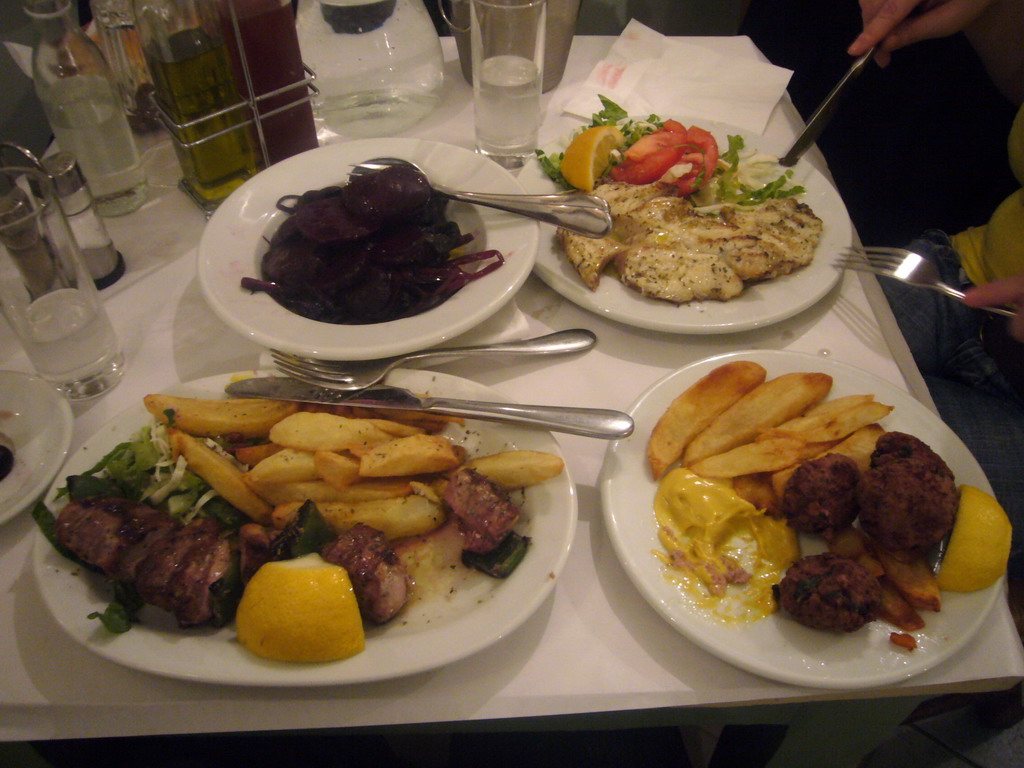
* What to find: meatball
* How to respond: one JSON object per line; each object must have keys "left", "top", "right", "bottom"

{"left": 857, "top": 432, "right": 957, "bottom": 551}
{"left": 776, "top": 552, "right": 880, "bottom": 633}
{"left": 780, "top": 453, "right": 861, "bottom": 537}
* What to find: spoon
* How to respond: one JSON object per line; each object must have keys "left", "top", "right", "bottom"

{"left": 350, "top": 157, "right": 613, "bottom": 237}
{"left": 269, "top": 328, "right": 598, "bottom": 391}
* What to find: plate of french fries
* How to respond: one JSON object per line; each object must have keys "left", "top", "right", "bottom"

{"left": 600, "top": 350, "right": 1003, "bottom": 689}
{"left": 32, "top": 370, "right": 576, "bottom": 686}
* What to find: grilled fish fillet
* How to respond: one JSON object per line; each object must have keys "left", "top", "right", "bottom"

{"left": 555, "top": 182, "right": 671, "bottom": 289}
{"left": 555, "top": 182, "right": 824, "bottom": 304}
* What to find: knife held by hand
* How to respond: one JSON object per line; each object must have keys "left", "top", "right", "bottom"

{"left": 225, "top": 377, "right": 634, "bottom": 440}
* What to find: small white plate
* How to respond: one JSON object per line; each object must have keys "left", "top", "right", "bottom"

{"left": 0, "top": 371, "right": 72, "bottom": 526}
{"left": 520, "top": 118, "right": 853, "bottom": 334}
{"left": 198, "top": 139, "right": 539, "bottom": 360}
{"left": 33, "top": 370, "right": 576, "bottom": 686}
{"left": 601, "top": 350, "right": 1002, "bottom": 689}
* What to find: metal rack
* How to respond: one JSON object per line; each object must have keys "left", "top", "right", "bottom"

{"left": 151, "top": 0, "right": 319, "bottom": 211}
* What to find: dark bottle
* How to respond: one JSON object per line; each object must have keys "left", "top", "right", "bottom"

{"left": 218, "top": 0, "right": 319, "bottom": 165}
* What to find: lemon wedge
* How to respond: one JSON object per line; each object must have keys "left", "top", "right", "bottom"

{"left": 560, "top": 125, "right": 625, "bottom": 191}
{"left": 236, "top": 553, "right": 365, "bottom": 662}
{"left": 936, "top": 485, "right": 1012, "bottom": 592}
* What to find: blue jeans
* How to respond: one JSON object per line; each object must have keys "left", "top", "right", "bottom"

{"left": 879, "top": 229, "right": 1024, "bottom": 579}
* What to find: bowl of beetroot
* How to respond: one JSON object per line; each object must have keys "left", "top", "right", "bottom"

{"left": 198, "top": 138, "right": 539, "bottom": 360}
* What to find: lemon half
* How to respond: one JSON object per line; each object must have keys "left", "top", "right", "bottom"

{"left": 236, "top": 553, "right": 365, "bottom": 662}
{"left": 937, "top": 485, "right": 1012, "bottom": 593}
{"left": 560, "top": 125, "right": 625, "bottom": 191}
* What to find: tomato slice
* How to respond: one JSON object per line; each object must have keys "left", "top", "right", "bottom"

{"left": 610, "top": 123, "right": 720, "bottom": 193}
{"left": 610, "top": 146, "right": 681, "bottom": 185}
{"left": 623, "top": 129, "right": 687, "bottom": 162}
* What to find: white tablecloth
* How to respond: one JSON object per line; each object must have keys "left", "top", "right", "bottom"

{"left": 0, "top": 36, "right": 1020, "bottom": 756}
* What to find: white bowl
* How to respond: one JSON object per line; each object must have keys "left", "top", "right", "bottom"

{"left": 0, "top": 370, "right": 72, "bottom": 526}
{"left": 198, "top": 139, "right": 539, "bottom": 360}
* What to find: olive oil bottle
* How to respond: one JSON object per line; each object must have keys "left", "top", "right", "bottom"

{"left": 134, "top": 0, "right": 259, "bottom": 211}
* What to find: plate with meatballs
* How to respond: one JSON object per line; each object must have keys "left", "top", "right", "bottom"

{"left": 31, "top": 370, "right": 577, "bottom": 686}
{"left": 600, "top": 349, "right": 1003, "bottom": 690}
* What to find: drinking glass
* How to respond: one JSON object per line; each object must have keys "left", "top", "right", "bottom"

{"left": 0, "top": 166, "right": 124, "bottom": 400}
{"left": 470, "top": 0, "right": 545, "bottom": 169}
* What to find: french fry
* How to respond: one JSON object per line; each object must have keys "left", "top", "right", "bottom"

{"left": 463, "top": 450, "right": 565, "bottom": 489}
{"left": 800, "top": 394, "right": 875, "bottom": 419}
{"left": 647, "top": 361, "right": 767, "bottom": 480}
{"left": 234, "top": 442, "right": 284, "bottom": 466}
{"left": 682, "top": 372, "right": 833, "bottom": 466}
{"left": 688, "top": 437, "right": 810, "bottom": 478}
{"left": 245, "top": 447, "right": 319, "bottom": 485}
{"left": 761, "top": 401, "right": 893, "bottom": 444}
{"left": 247, "top": 477, "right": 412, "bottom": 506}
{"left": 827, "top": 526, "right": 884, "bottom": 579}
{"left": 268, "top": 411, "right": 397, "bottom": 452}
{"left": 146, "top": 394, "right": 298, "bottom": 439}
{"left": 731, "top": 473, "right": 778, "bottom": 514}
{"left": 358, "top": 434, "right": 465, "bottom": 477}
{"left": 272, "top": 495, "right": 445, "bottom": 539}
{"left": 300, "top": 403, "right": 463, "bottom": 432}
{"left": 873, "top": 547, "right": 942, "bottom": 612}
{"left": 314, "top": 450, "right": 361, "bottom": 490}
{"left": 770, "top": 423, "right": 885, "bottom": 500}
{"left": 360, "top": 419, "right": 426, "bottom": 438}
{"left": 169, "top": 429, "right": 273, "bottom": 524}
{"left": 876, "top": 577, "right": 926, "bottom": 631}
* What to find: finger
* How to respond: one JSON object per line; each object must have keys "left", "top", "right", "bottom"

{"left": 964, "top": 277, "right": 1024, "bottom": 308}
{"left": 848, "top": 0, "right": 922, "bottom": 54}
{"left": 883, "top": 0, "right": 993, "bottom": 50}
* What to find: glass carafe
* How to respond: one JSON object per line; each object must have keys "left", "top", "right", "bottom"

{"left": 296, "top": 0, "right": 444, "bottom": 139}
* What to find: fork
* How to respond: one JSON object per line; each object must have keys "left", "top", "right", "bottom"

{"left": 836, "top": 246, "right": 1016, "bottom": 318}
{"left": 269, "top": 329, "right": 597, "bottom": 391}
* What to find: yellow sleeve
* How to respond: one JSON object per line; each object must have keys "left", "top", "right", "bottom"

{"left": 952, "top": 103, "right": 1024, "bottom": 285}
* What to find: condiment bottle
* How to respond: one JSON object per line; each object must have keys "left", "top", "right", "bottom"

{"left": 41, "top": 152, "right": 125, "bottom": 289}
{"left": 23, "top": 0, "right": 148, "bottom": 217}
{"left": 90, "top": 0, "right": 162, "bottom": 133}
{"left": 218, "top": 0, "right": 319, "bottom": 165}
{"left": 295, "top": 0, "right": 443, "bottom": 139}
{"left": 133, "top": 0, "right": 259, "bottom": 212}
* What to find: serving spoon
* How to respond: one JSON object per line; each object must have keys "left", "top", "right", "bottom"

{"left": 350, "top": 157, "right": 613, "bottom": 237}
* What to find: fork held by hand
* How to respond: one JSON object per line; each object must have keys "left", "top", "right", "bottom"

{"left": 836, "top": 246, "right": 1017, "bottom": 318}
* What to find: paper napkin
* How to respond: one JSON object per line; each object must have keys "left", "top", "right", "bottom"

{"left": 562, "top": 19, "right": 793, "bottom": 135}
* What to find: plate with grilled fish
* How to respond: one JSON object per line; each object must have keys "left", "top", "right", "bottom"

{"left": 31, "top": 370, "right": 576, "bottom": 686}
{"left": 521, "top": 118, "right": 853, "bottom": 334}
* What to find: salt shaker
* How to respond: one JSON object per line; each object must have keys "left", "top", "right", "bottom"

{"left": 41, "top": 152, "right": 125, "bottom": 289}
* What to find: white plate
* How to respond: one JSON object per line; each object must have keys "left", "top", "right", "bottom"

{"left": 0, "top": 371, "right": 72, "bottom": 526}
{"left": 33, "top": 370, "right": 576, "bottom": 686}
{"left": 198, "top": 139, "right": 539, "bottom": 360}
{"left": 520, "top": 119, "right": 853, "bottom": 334}
{"left": 600, "top": 350, "right": 1002, "bottom": 689}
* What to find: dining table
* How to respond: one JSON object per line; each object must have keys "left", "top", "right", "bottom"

{"left": 1, "top": 33, "right": 1022, "bottom": 768}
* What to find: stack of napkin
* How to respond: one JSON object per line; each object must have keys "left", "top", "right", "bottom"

{"left": 562, "top": 20, "right": 793, "bottom": 135}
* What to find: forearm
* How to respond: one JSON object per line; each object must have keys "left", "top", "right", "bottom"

{"left": 965, "top": 0, "right": 1024, "bottom": 105}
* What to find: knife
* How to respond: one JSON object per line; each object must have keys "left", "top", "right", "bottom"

{"left": 779, "top": 46, "right": 876, "bottom": 167}
{"left": 225, "top": 377, "right": 635, "bottom": 439}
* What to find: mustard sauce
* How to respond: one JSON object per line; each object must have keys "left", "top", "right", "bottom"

{"left": 653, "top": 468, "right": 799, "bottom": 624}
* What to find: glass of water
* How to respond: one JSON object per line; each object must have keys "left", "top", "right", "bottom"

{"left": 0, "top": 166, "right": 124, "bottom": 400}
{"left": 470, "top": 0, "right": 546, "bottom": 170}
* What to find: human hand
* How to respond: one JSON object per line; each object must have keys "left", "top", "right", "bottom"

{"left": 848, "top": 0, "right": 998, "bottom": 66}
{"left": 965, "top": 274, "right": 1024, "bottom": 342}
